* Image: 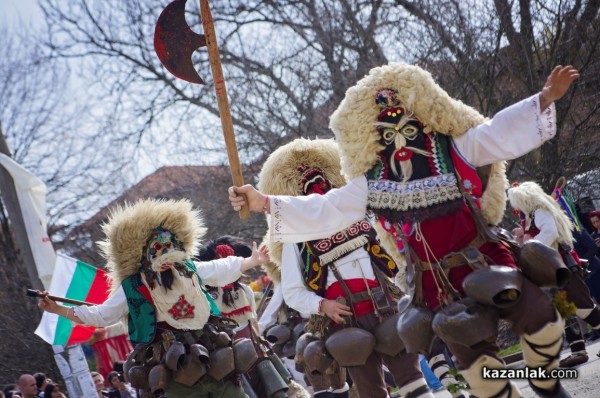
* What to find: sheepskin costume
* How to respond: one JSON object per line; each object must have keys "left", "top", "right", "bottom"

{"left": 328, "top": 62, "right": 508, "bottom": 265}
{"left": 98, "top": 198, "right": 206, "bottom": 292}
{"left": 508, "top": 181, "right": 575, "bottom": 248}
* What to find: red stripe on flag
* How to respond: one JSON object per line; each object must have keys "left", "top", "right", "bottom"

{"left": 66, "top": 324, "right": 96, "bottom": 346}
{"left": 85, "top": 269, "right": 111, "bottom": 304}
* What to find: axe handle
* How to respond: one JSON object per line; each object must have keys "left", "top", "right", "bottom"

{"left": 199, "top": 0, "right": 250, "bottom": 219}
{"left": 27, "top": 289, "right": 94, "bottom": 306}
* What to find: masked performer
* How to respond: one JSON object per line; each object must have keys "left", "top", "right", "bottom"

{"left": 39, "top": 198, "right": 268, "bottom": 398}
{"left": 199, "top": 236, "right": 311, "bottom": 398}
{"left": 198, "top": 236, "right": 258, "bottom": 339}
{"left": 257, "top": 137, "right": 434, "bottom": 398}
{"left": 230, "top": 63, "right": 580, "bottom": 398}
{"left": 509, "top": 181, "right": 600, "bottom": 368}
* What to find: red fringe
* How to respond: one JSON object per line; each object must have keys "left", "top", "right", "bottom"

{"left": 221, "top": 306, "right": 252, "bottom": 317}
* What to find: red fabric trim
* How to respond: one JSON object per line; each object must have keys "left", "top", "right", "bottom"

{"left": 92, "top": 334, "right": 134, "bottom": 380}
{"left": 137, "top": 284, "right": 154, "bottom": 304}
{"left": 325, "top": 279, "right": 379, "bottom": 319}
{"left": 221, "top": 305, "right": 252, "bottom": 317}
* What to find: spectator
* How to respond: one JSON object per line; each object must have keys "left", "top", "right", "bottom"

{"left": 106, "top": 371, "right": 134, "bottom": 398}
{"left": 32, "top": 373, "right": 48, "bottom": 398}
{"left": 42, "top": 383, "right": 65, "bottom": 398}
{"left": 90, "top": 372, "right": 107, "bottom": 398}
{"left": 17, "top": 375, "right": 38, "bottom": 398}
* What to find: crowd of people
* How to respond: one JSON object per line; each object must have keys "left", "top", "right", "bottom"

{"left": 6, "top": 61, "right": 599, "bottom": 398}
{"left": 2, "top": 373, "right": 66, "bottom": 398}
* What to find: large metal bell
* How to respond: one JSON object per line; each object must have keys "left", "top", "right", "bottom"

{"left": 373, "top": 312, "right": 405, "bottom": 356}
{"left": 207, "top": 346, "right": 235, "bottom": 381}
{"left": 519, "top": 240, "right": 571, "bottom": 288}
{"left": 165, "top": 341, "right": 186, "bottom": 371}
{"left": 325, "top": 327, "right": 376, "bottom": 367}
{"left": 462, "top": 265, "right": 523, "bottom": 308}
{"left": 396, "top": 305, "right": 434, "bottom": 355}
{"left": 432, "top": 297, "right": 499, "bottom": 347}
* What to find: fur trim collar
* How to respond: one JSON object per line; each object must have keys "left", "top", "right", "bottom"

{"left": 97, "top": 198, "right": 206, "bottom": 292}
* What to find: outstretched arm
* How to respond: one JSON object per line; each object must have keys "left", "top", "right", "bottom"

{"left": 38, "top": 295, "right": 85, "bottom": 324}
{"left": 38, "top": 288, "right": 128, "bottom": 327}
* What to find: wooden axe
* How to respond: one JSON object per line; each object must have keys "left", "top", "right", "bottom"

{"left": 154, "top": 0, "right": 250, "bottom": 218}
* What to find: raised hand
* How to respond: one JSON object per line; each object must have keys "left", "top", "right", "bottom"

{"left": 540, "top": 65, "right": 580, "bottom": 110}
{"left": 228, "top": 185, "right": 268, "bottom": 213}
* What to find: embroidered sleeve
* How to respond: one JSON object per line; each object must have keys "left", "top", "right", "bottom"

{"left": 454, "top": 94, "right": 557, "bottom": 167}
{"left": 271, "top": 176, "right": 368, "bottom": 243}
{"left": 73, "top": 287, "right": 128, "bottom": 327}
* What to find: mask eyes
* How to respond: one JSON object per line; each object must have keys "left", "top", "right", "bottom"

{"left": 400, "top": 124, "right": 419, "bottom": 139}
{"left": 381, "top": 128, "right": 397, "bottom": 144}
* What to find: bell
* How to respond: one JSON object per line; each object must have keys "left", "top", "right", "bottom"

{"left": 165, "top": 341, "right": 186, "bottom": 371}
{"left": 432, "top": 298, "right": 499, "bottom": 347}
{"left": 325, "top": 327, "right": 376, "bottom": 367}
{"left": 127, "top": 365, "right": 150, "bottom": 389}
{"left": 256, "top": 359, "right": 289, "bottom": 398}
{"left": 270, "top": 354, "right": 291, "bottom": 381}
{"left": 207, "top": 346, "right": 235, "bottom": 381}
{"left": 233, "top": 338, "right": 258, "bottom": 373}
{"left": 148, "top": 364, "right": 168, "bottom": 395}
{"left": 265, "top": 324, "right": 292, "bottom": 344}
{"left": 373, "top": 312, "right": 405, "bottom": 356}
{"left": 172, "top": 356, "right": 207, "bottom": 387}
{"left": 518, "top": 240, "right": 571, "bottom": 288}
{"left": 292, "top": 321, "right": 307, "bottom": 340}
{"left": 294, "top": 333, "right": 314, "bottom": 365}
{"left": 463, "top": 265, "right": 523, "bottom": 308}
{"left": 189, "top": 343, "right": 210, "bottom": 364}
{"left": 396, "top": 305, "right": 434, "bottom": 355}
{"left": 304, "top": 340, "right": 334, "bottom": 374}
{"left": 214, "top": 331, "right": 232, "bottom": 348}
{"left": 282, "top": 340, "right": 296, "bottom": 359}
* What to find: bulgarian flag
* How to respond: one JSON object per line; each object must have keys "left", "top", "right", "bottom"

{"left": 35, "top": 254, "right": 111, "bottom": 346}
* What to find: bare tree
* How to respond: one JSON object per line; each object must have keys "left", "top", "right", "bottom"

{"left": 39, "top": 0, "right": 600, "bottom": 198}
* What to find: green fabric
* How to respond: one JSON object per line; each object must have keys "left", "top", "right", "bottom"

{"left": 121, "top": 274, "right": 157, "bottom": 345}
{"left": 185, "top": 259, "right": 221, "bottom": 316}
{"left": 165, "top": 376, "right": 247, "bottom": 398}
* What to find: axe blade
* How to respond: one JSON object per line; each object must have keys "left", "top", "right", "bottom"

{"left": 154, "top": 0, "right": 207, "bottom": 84}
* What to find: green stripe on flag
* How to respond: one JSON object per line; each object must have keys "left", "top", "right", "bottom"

{"left": 52, "top": 260, "right": 98, "bottom": 345}
{"left": 67, "top": 260, "right": 98, "bottom": 301}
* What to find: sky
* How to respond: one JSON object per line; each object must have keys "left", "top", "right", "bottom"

{"left": 1, "top": 0, "right": 42, "bottom": 25}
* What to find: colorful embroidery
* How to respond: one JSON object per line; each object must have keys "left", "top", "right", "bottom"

{"left": 300, "top": 220, "right": 398, "bottom": 295}
{"left": 168, "top": 295, "right": 195, "bottom": 320}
